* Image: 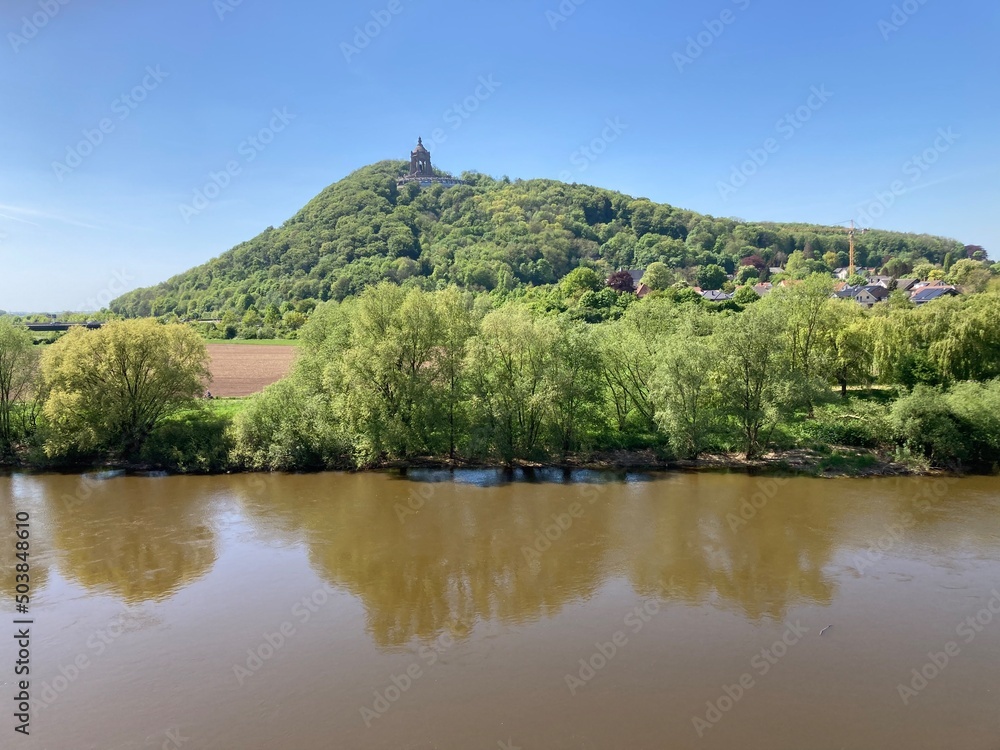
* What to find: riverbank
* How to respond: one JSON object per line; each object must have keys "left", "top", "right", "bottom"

{"left": 0, "top": 446, "right": 951, "bottom": 478}
{"left": 379, "top": 447, "right": 932, "bottom": 477}
{"left": 6, "top": 389, "right": 988, "bottom": 478}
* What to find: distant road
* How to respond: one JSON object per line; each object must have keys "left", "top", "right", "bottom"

{"left": 25, "top": 322, "right": 102, "bottom": 332}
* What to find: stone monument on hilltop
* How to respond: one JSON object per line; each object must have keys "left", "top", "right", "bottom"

{"left": 397, "top": 138, "right": 466, "bottom": 188}
{"left": 410, "top": 137, "right": 432, "bottom": 177}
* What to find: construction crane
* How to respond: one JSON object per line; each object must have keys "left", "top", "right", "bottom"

{"left": 829, "top": 219, "right": 869, "bottom": 278}
{"left": 849, "top": 220, "right": 856, "bottom": 277}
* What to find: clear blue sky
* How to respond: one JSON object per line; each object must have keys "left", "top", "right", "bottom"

{"left": 1, "top": 0, "right": 997, "bottom": 311}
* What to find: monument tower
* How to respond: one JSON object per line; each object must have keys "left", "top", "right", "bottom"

{"left": 410, "top": 137, "right": 432, "bottom": 177}
{"left": 397, "top": 138, "right": 465, "bottom": 188}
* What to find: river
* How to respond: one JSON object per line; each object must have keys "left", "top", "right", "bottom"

{"left": 2, "top": 470, "right": 999, "bottom": 749}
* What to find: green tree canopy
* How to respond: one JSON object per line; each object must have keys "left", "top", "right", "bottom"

{"left": 0, "top": 320, "right": 38, "bottom": 456}
{"left": 697, "top": 264, "right": 727, "bottom": 291}
{"left": 41, "top": 320, "right": 210, "bottom": 458}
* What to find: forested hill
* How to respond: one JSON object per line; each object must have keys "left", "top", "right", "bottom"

{"left": 110, "top": 160, "right": 967, "bottom": 318}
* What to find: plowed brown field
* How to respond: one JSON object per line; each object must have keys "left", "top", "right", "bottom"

{"left": 206, "top": 344, "right": 298, "bottom": 397}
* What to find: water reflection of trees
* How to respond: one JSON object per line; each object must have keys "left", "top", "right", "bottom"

{"left": 243, "top": 472, "right": 979, "bottom": 640}
{"left": 236, "top": 473, "right": 614, "bottom": 647}
{"left": 12, "top": 470, "right": 994, "bottom": 643}
{"left": 620, "top": 474, "right": 840, "bottom": 620}
{"left": 0, "top": 477, "right": 51, "bottom": 604}
{"left": 41, "top": 474, "right": 216, "bottom": 603}
{"left": 236, "top": 472, "right": 849, "bottom": 641}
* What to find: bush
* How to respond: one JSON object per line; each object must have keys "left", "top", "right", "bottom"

{"left": 141, "top": 409, "right": 233, "bottom": 473}
{"left": 889, "top": 385, "right": 971, "bottom": 466}
{"left": 229, "top": 378, "right": 349, "bottom": 471}
{"left": 804, "top": 409, "right": 888, "bottom": 449}
{"left": 945, "top": 380, "right": 1000, "bottom": 467}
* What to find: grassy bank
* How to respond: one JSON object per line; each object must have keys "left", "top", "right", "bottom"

{"left": 3, "top": 391, "right": 982, "bottom": 478}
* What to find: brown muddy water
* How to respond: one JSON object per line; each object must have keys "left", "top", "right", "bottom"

{"left": 2, "top": 470, "right": 999, "bottom": 749}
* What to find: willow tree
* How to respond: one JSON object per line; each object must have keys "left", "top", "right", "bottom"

{"left": 715, "top": 304, "right": 789, "bottom": 459}
{"left": 547, "top": 321, "right": 605, "bottom": 456}
{"left": 0, "top": 319, "right": 38, "bottom": 456}
{"left": 596, "top": 298, "right": 679, "bottom": 436}
{"left": 433, "top": 287, "right": 479, "bottom": 459}
{"left": 827, "top": 301, "right": 873, "bottom": 397}
{"left": 652, "top": 334, "right": 719, "bottom": 459}
{"left": 464, "top": 306, "right": 557, "bottom": 462}
{"left": 927, "top": 293, "right": 1000, "bottom": 382}
{"left": 766, "top": 273, "right": 835, "bottom": 415}
{"left": 338, "top": 284, "right": 444, "bottom": 461}
{"left": 41, "top": 320, "right": 209, "bottom": 459}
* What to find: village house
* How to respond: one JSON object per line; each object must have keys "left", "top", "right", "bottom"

{"left": 612, "top": 263, "right": 964, "bottom": 309}
{"left": 622, "top": 269, "right": 645, "bottom": 286}
{"left": 701, "top": 290, "right": 733, "bottom": 302}
{"left": 911, "top": 286, "right": 959, "bottom": 305}
{"left": 834, "top": 284, "right": 891, "bottom": 308}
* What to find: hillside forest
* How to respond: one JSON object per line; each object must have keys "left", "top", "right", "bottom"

{"left": 105, "top": 161, "right": 990, "bottom": 338}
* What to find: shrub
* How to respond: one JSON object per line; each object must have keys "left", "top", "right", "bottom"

{"left": 141, "top": 409, "right": 233, "bottom": 473}
{"left": 229, "top": 378, "right": 349, "bottom": 471}
{"left": 889, "top": 385, "right": 971, "bottom": 466}
{"left": 805, "top": 412, "right": 887, "bottom": 449}
{"left": 945, "top": 380, "right": 1000, "bottom": 466}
